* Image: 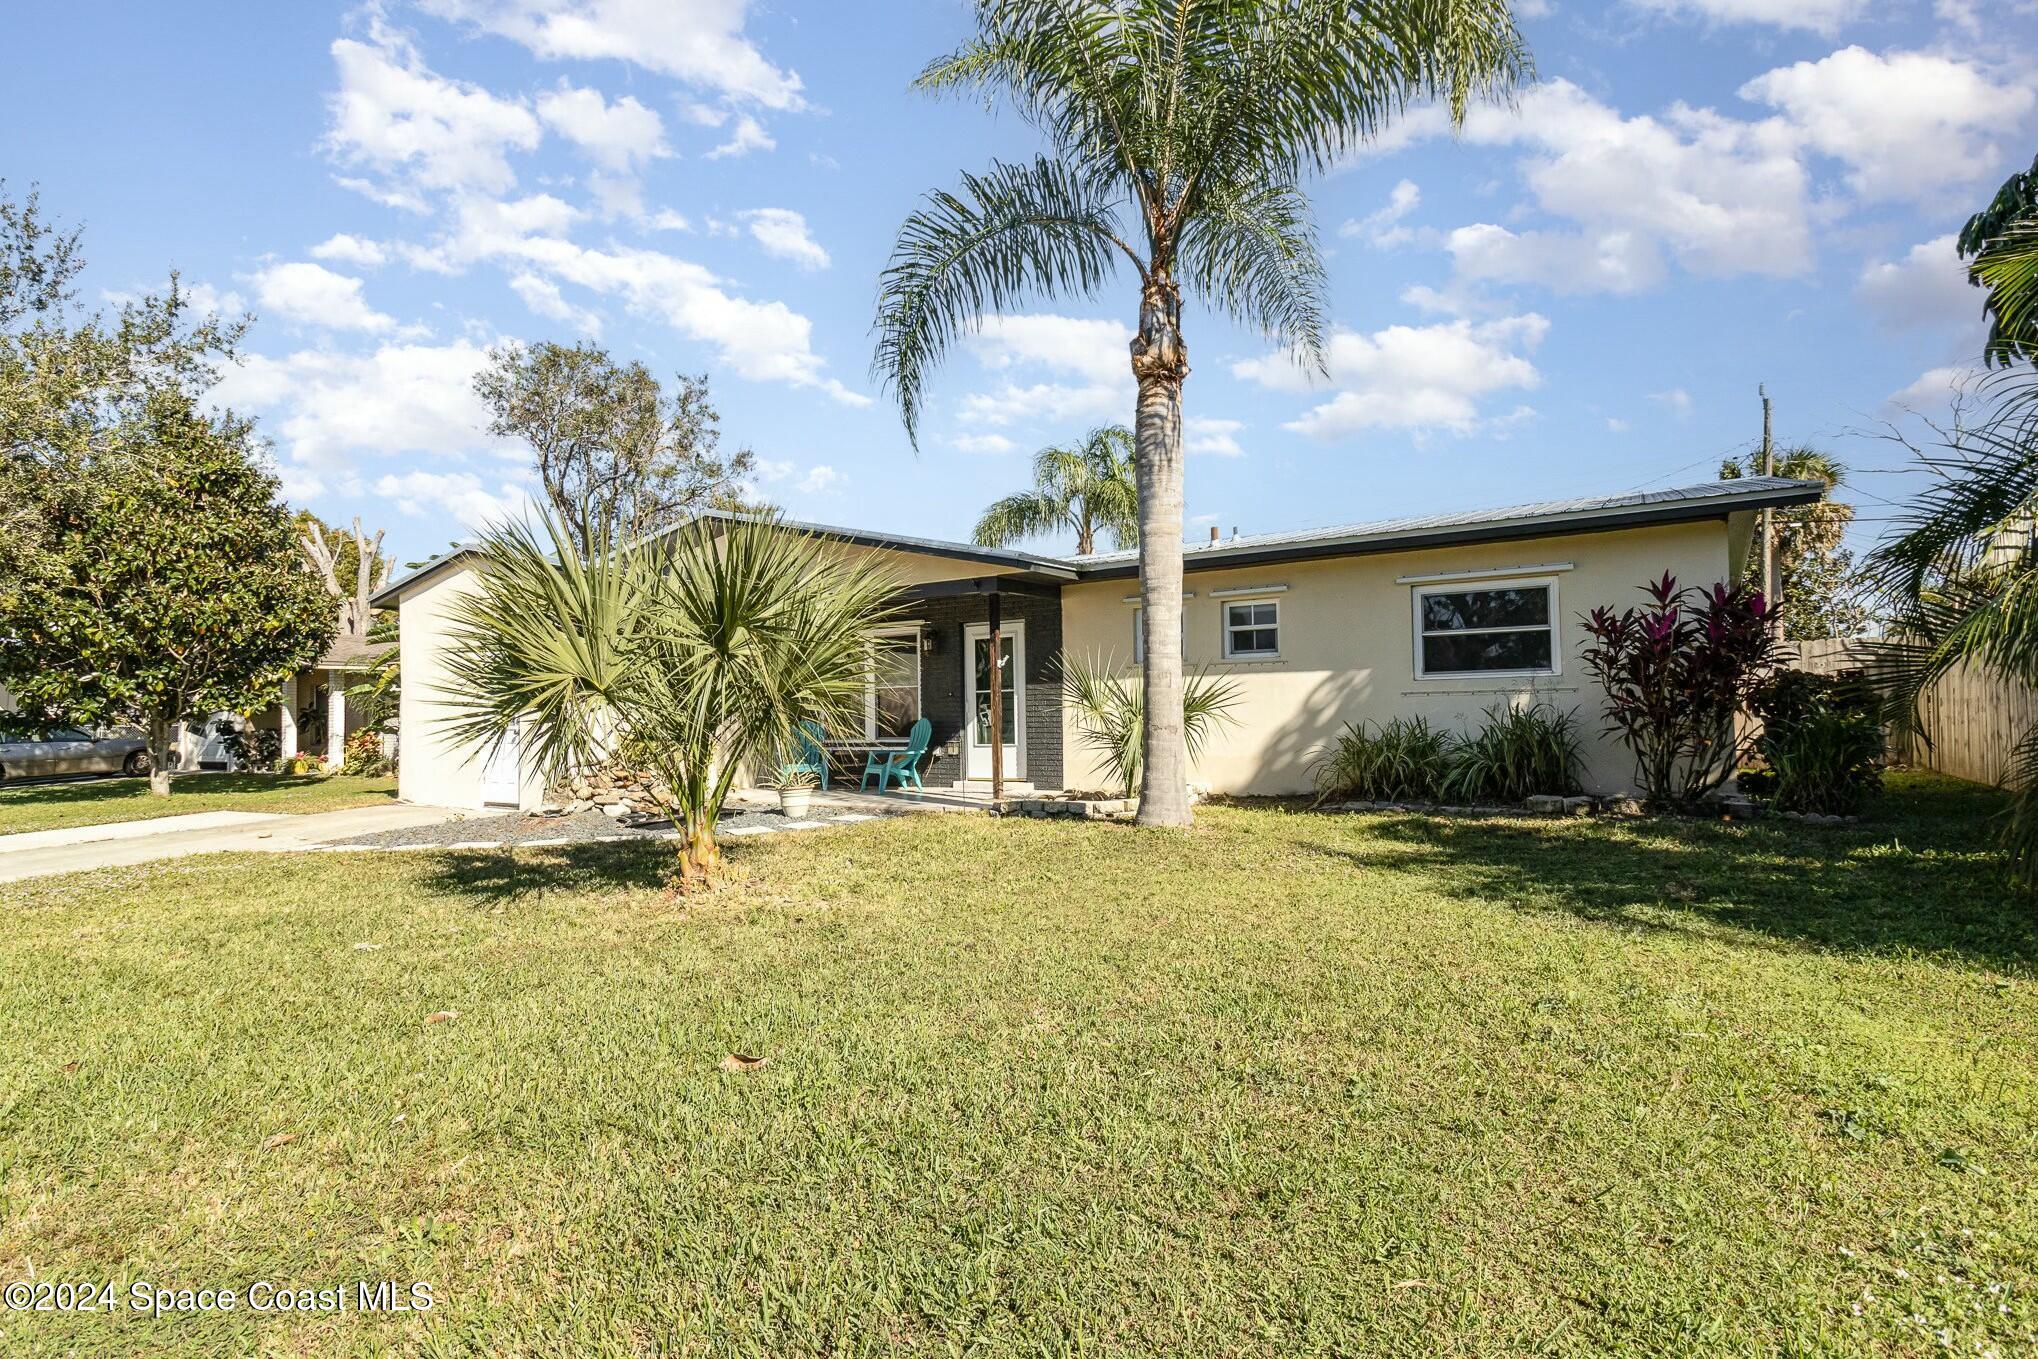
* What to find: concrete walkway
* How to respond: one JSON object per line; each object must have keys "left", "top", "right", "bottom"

{"left": 0, "top": 803, "right": 468, "bottom": 883}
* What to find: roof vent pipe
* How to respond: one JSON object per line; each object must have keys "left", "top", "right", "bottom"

{"left": 1209, "top": 526, "right": 1220, "bottom": 544}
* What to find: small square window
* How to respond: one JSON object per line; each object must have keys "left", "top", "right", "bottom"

{"left": 1223, "top": 599, "right": 1279, "bottom": 659}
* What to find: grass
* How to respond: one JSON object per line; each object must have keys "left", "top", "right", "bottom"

{"left": 0, "top": 771, "right": 2033, "bottom": 1356}
{"left": 0, "top": 773, "right": 397, "bottom": 836}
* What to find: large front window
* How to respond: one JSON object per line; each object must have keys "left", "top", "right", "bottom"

{"left": 1414, "top": 580, "right": 1557, "bottom": 677}
{"left": 867, "top": 630, "right": 921, "bottom": 739}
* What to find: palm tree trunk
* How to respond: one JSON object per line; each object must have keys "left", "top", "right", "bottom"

{"left": 1130, "top": 275, "right": 1191, "bottom": 828}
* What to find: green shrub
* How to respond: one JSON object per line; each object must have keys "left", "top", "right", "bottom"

{"left": 342, "top": 726, "right": 392, "bottom": 777}
{"left": 1746, "top": 669, "right": 1884, "bottom": 814}
{"left": 212, "top": 719, "right": 281, "bottom": 772}
{"left": 1312, "top": 717, "right": 1454, "bottom": 804}
{"left": 1060, "top": 655, "right": 1242, "bottom": 799}
{"left": 1441, "top": 703, "right": 1582, "bottom": 803}
{"left": 1765, "top": 710, "right": 1884, "bottom": 814}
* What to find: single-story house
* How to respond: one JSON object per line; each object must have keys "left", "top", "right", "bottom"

{"left": 369, "top": 476, "right": 1823, "bottom": 811}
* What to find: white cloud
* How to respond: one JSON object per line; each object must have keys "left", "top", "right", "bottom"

{"left": 1628, "top": 0, "right": 1865, "bottom": 34}
{"left": 1650, "top": 388, "right": 1694, "bottom": 417}
{"left": 325, "top": 27, "right": 541, "bottom": 203}
{"left": 212, "top": 339, "right": 508, "bottom": 475}
{"left": 959, "top": 382, "right": 1125, "bottom": 428}
{"left": 535, "top": 83, "right": 667, "bottom": 172}
{"left": 1857, "top": 234, "right": 1980, "bottom": 334}
{"left": 420, "top": 0, "right": 805, "bottom": 110}
{"left": 508, "top": 271, "right": 602, "bottom": 335}
{"left": 373, "top": 469, "right": 534, "bottom": 530}
{"left": 1740, "top": 47, "right": 2034, "bottom": 202}
{"left": 246, "top": 261, "right": 397, "bottom": 333}
{"left": 741, "top": 208, "right": 829, "bottom": 270}
{"left": 951, "top": 433, "right": 1015, "bottom": 455}
{"left": 705, "top": 114, "right": 774, "bottom": 160}
{"left": 1234, "top": 314, "right": 1547, "bottom": 439}
{"left": 1446, "top": 223, "right": 1664, "bottom": 294}
{"left": 967, "top": 314, "right": 1131, "bottom": 387}
{"left": 309, "top": 233, "right": 390, "bottom": 268}
{"left": 1184, "top": 417, "right": 1245, "bottom": 456}
{"left": 796, "top": 464, "right": 843, "bottom": 495}
{"left": 1363, "top": 79, "right": 1813, "bottom": 291}
{"left": 1339, "top": 179, "right": 1421, "bottom": 247}
{"left": 1607, "top": 417, "right": 1631, "bottom": 432}
{"left": 1887, "top": 365, "right": 1984, "bottom": 412}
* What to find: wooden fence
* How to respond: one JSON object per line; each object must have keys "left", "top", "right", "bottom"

{"left": 1793, "top": 638, "right": 2036, "bottom": 788}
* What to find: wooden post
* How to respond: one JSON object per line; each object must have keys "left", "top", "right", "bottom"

{"left": 987, "top": 588, "right": 1004, "bottom": 804}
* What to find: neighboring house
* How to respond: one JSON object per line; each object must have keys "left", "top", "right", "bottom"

{"left": 369, "top": 477, "right": 1822, "bottom": 810}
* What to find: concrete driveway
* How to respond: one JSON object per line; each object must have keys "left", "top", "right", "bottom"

{"left": 0, "top": 803, "right": 468, "bottom": 883}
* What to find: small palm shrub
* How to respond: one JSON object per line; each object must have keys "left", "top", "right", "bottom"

{"left": 1061, "top": 655, "right": 1242, "bottom": 799}
{"left": 1441, "top": 703, "right": 1582, "bottom": 803}
{"left": 1312, "top": 717, "right": 1454, "bottom": 804}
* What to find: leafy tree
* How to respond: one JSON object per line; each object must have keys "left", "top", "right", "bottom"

{"left": 0, "top": 392, "right": 334, "bottom": 793}
{"left": 441, "top": 514, "right": 898, "bottom": 888}
{"left": 1960, "top": 152, "right": 2038, "bottom": 370}
{"left": 1719, "top": 446, "right": 1870, "bottom": 639}
{"left": 872, "top": 0, "right": 1529, "bottom": 826}
{"left": 475, "top": 341, "right": 757, "bottom": 557}
{"left": 974, "top": 424, "right": 1138, "bottom": 555}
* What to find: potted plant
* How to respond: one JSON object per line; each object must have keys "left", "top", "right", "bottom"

{"left": 773, "top": 763, "right": 819, "bottom": 819}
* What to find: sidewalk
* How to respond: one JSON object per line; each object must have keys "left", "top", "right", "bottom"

{"left": 0, "top": 803, "right": 468, "bottom": 883}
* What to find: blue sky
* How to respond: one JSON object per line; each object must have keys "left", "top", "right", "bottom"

{"left": 6, "top": 1, "right": 2032, "bottom": 566}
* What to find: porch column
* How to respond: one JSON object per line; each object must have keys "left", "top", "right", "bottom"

{"left": 326, "top": 677, "right": 345, "bottom": 766}
{"left": 278, "top": 676, "right": 298, "bottom": 762}
{"left": 987, "top": 589, "right": 1003, "bottom": 802}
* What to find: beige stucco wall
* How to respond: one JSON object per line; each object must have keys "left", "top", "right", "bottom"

{"left": 1059, "top": 517, "right": 1746, "bottom": 798}
{"left": 395, "top": 563, "right": 547, "bottom": 812}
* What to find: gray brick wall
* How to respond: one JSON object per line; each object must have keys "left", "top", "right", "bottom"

{"left": 903, "top": 590, "right": 1063, "bottom": 790}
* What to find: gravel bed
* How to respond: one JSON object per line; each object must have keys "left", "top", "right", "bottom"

{"left": 326, "top": 806, "right": 879, "bottom": 850}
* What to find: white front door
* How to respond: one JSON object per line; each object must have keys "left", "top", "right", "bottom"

{"left": 481, "top": 722, "right": 521, "bottom": 805}
{"left": 962, "top": 621, "right": 1024, "bottom": 781}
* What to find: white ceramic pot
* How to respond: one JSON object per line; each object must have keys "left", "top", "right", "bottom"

{"left": 780, "top": 787, "right": 813, "bottom": 819}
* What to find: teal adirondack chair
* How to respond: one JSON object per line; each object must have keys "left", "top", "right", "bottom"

{"left": 862, "top": 718, "right": 932, "bottom": 792}
{"left": 787, "top": 719, "right": 830, "bottom": 790}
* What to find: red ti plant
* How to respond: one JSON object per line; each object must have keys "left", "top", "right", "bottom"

{"left": 1579, "top": 572, "right": 1785, "bottom": 807}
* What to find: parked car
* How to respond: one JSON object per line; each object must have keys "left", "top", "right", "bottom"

{"left": 0, "top": 725, "right": 152, "bottom": 780}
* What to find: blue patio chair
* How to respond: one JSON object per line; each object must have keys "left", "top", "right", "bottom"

{"left": 787, "top": 718, "right": 830, "bottom": 790}
{"left": 861, "top": 718, "right": 932, "bottom": 793}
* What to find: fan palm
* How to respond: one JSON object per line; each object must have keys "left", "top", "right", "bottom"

{"left": 438, "top": 511, "right": 899, "bottom": 888}
{"left": 873, "top": 0, "right": 1531, "bottom": 826}
{"left": 974, "top": 423, "right": 1138, "bottom": 554}
{"left": 1060, "top": 652, "right": 1242, "bottom": 798}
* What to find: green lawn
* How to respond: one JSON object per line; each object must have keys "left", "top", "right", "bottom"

{"left": 1, "top": 772, "right": 2032, "bottom": 1356}
{"left": 0, "top": 772, "right": 397, "bottom": 836}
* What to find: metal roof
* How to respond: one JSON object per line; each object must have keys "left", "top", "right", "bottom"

{"left": 369, "top": 477, "right": 1824, "bottom": 604}
{"left": 1067, "top": 476, "right": 1825, "bottom": 573}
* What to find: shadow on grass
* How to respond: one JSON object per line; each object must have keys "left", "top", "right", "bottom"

{"left": 413, "top": 838, "right": 679, "bottom": 904}
{"left": 1307, "top": 774, "right": 2038, "bottom": 972}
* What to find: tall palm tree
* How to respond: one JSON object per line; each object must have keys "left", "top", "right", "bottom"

{"left": 1961, "top": 152, "right": 2038, "bottom": 370}
{"left": 974, "top": 424, "right": 1138, "bottom": 555}
{"left": 873, "top": 0, "right": 1530, "bottom": 826}
{"left": 439, "top": 511, "right": 899, "bottom": 888}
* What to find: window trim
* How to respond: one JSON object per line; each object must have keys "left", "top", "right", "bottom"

{"left": 1220, "top": 596, "right": 1282, "bottom": 661}
{"left": 1410, "top": 574, "right": 1561, "bottom": 681}
{"left": 864, "top": 625, "right": 923, "bottom": 741}
{"left": 1131, "top": 605, "right": 1188, "bottom": 665}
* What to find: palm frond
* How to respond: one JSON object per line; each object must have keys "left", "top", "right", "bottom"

{"left": 974, "top": 490, "right": 1069, "bottom": 547}
{"left": 1177, "top": 174, "right": 1328, "bottom": 362}
{"left": 872, "top": 156, "right": 1132, "bottom": 446}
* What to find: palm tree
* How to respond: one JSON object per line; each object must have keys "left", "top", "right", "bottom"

{"left": 974, "top": 424, "right": 1138, "bottom": 555}
{"left": 1867, "top": 372, "right": 2038, "bottom": 883}
{"left": 439, "top": 511, "right": 899, "bottom": 888}
{"left": 1961, "top": 152, "right": 2038, "bottom": 370}
{"left": 1720, "top": 445, "right": 1867, "bottom": 639}
{"left": 872, "top": 0, "right": 1530, "bottom": 826}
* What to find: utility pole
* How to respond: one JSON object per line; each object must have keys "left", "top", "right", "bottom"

{"left": 1759, "top": 384, "right": 1776, "bottom": 607}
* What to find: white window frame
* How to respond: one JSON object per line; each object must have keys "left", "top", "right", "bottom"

{"left": 1220, "top": 597, "right": 1281, "bottom": 661}
{"left": 865, "top": 626, "right": 922, "bottom": 741}
{"left": 1411, "top": 574, "right": 1561, "bottom": 681}
{"left": 1131, "top": 605, "right": 1189, "bottom": 665}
